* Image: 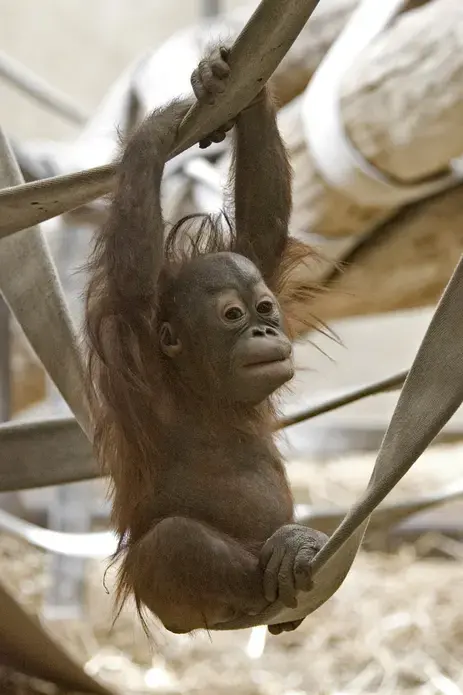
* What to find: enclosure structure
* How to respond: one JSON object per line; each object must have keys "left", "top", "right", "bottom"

{"left": 1, "top": 0, "right": 463, "bottom": 691}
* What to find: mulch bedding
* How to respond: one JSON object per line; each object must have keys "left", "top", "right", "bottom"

{"left": 1, "top": 442, "right": 463, "bottom": 695}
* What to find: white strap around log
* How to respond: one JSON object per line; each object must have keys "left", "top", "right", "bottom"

{"left": 301, "top": 0, "right": 463, "bottom": 207}
{"left": 0, "top": 507, "right": 117, "bottom": 558}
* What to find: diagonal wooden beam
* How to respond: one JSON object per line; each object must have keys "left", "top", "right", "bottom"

{"left": 0, "top": 0, "right": 321, "bottom": 240}
{"left": 0, "top": 580, "right": 114, "bottom": 694}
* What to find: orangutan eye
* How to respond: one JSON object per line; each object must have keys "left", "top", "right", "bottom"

{"left": 224, "top": 306, "right": 245, "bottom": 322}
{"left": 256, "top": 299, "right": 274, "bottom": 315}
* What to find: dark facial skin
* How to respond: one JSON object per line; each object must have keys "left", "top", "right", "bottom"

{"left": 160, "top": 252, "right": 294, "bottom": 405}
{"left": 84, "top": 45, "right": 328, "bottom": 638}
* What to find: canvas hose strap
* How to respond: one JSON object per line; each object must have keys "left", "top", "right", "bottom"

{"left": 219, "top": 253, "right": 463, "bottom": 629}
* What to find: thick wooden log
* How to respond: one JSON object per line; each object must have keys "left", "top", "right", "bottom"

{"left": 285, "top": 182, "right": 463, "bottom": 331}
{"left": 284, "top": 0, "right": 463, "bottom": 241}
{"left": 308, "top": 183, "right": 463, "bottom": 323}
{"left": 260, "top": 0, "right": 463, "bottom": 329}
{"left": 133, "top": 0, "right": 360, "bottom": 113}
{"left": 266, "top": 0, "right": 359, "bottom": 105}
{"left": 197, "top": 0, "right": 463, "bottom": 328}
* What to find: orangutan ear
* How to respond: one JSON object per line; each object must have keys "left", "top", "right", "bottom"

{"left": 159, "top": 322, "right": 182, "bottom": 358}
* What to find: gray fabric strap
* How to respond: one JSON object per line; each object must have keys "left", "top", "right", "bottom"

{"left": 0, "top": 133, "right": 114, "bottom": 695}
{"left": 0, "top": 129, "right": 91, "bottom": 437}
{"left": 222, "top": 253, "right": 463, "bottom": 629}
{"left": 313, "top": 253, "right": 463, "bottom": 575}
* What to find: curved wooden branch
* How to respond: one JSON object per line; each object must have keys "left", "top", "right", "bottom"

{"left": 0, "top": 0, "right": 321, "bottom": 240}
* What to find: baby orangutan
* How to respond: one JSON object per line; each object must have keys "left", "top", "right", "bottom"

{"left": 85, "top": 45, "right": 328, "bottom": 636}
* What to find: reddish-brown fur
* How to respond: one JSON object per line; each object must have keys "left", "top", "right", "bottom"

{"left": 84, "top": 47, "right": 326, "bottom": 636}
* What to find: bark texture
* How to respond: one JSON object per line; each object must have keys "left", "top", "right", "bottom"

{"left": 283, "top": 0, "right": 463, "bottom": 241}
{"left": 277, "top": 0, "right": 463, "bottom": 328}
